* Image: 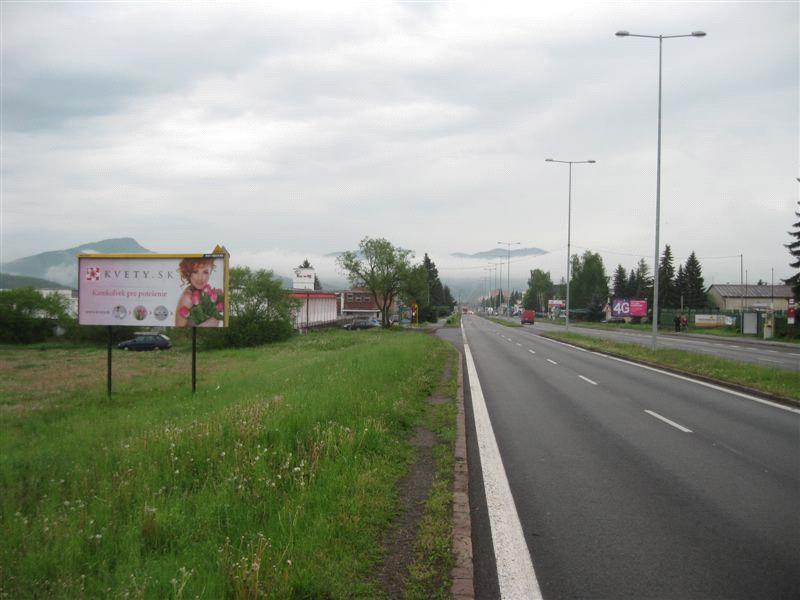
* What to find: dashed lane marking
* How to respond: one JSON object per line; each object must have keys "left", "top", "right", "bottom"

{"left": 579, "top": 375, "right": 598, "bottom": 385}
{"left": 645, "top": 410, "right": 693, "bottom": 433}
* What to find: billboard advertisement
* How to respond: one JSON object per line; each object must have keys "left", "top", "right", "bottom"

{"left": 611, "top": 298, "right": 648, "bottom": 318}
{"left": 78, "top": 250, "right": 229, "bottom": 327}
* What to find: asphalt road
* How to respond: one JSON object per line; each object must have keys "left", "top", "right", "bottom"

{"left": 530, "top": 320, "right": 800, "bottom": 371}
{"left": 456, "top": 315, "right": 800, "bottom": 599}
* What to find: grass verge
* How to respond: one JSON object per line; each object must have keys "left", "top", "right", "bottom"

{"left": 538, "top": 319, "right": 799, "bottom": 344}
{"left": 0, "top": 329, "right": 454, "bottom": 598}
{"left": 404, "top": 349, "right": 458, "bottom": 599}
{"left": 483, "top": 316, "right": 521, "bottom": 328}
{"left": 542, "top": 331, "right": 800, "bottom": 402}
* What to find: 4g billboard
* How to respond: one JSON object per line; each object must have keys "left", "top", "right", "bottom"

{"left": 78, "top": 247, "right": 229, "bottom": 328}
{"left": 611, "top": 298, "right": 648, "bottom": 318}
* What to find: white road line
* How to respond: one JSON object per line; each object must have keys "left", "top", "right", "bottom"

{"left": 461, "top": 325, "right": 543, "bottom": 599}
{"left": 645, "top": 410, "right": 693, "bottom": 433}
{"left": 546, "top": 359, "right": 558, "bottom": 365}
{"left": 516, "top": 342, "right": 522, "bottom": 347}
{"left": 760, "top": 358, "right": 781, "bottom": 364}
{"left": 528, "top": 349, "right": 536, "bottom": 354}
{"left": 539, "top": 334, "right": 800, "bottom": 414}
{"left": 579, "top": 375, "right": 598, "bottom": 385}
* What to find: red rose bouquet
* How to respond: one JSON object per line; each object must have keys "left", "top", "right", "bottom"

{"left": 178, "top": 284, "right": 225, "bottom": 325}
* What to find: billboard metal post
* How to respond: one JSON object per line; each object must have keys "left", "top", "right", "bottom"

{"left": 107, "top": 326, "right": 113, "bottom": 398}
{"left": 192, "top": 328, "right": 197, "bottom": 394}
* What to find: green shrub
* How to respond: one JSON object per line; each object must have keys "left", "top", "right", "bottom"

{"left": 0, "top": 288, "right": 70, "bottom": 343}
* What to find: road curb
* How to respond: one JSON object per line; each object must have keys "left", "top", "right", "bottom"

{"left": 540, "top": 333, "right": 800, "bottom": 410}
{"left": 451, "top": 350, "right": 475, "bottom": 599}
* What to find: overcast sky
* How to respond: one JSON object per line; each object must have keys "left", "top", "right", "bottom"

{"left": 2, "top": 1, "right": 797, "bottom": 290}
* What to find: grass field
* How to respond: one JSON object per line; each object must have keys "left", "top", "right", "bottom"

{"left": 0, "top": 329, "right": 457, "bottom": 598}
{"left": 542, "top": 331, "right": 800, "bottom": 402}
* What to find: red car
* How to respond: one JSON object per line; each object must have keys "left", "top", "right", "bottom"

{"left": 521, "top": 309, "right": 535, "bottom": 325}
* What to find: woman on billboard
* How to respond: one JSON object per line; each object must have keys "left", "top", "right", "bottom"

{"left": 175, "top": 258, "right": 225, "bottom": 327}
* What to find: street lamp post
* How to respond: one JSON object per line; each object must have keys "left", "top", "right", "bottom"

{"left": 616, "top": 29, "right": 706, "bottom": 350}
{"left": 498, "top": 241, "right": 520, "bottom": 317}
{"left": 493, "top": 260, "right": 504, "bottom": 310}
{"left": 545, "top": 158, "right": 596, "bottom": 331}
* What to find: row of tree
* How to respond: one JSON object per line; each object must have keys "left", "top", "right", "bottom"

{"left": 612, "top": 246, "right": 706, "bottom": 310}
{"left": 337, "top": 238, "right": 455, "bottom": 326}
{"left": 521, "top": 246, "right": 711, "bottom": 318}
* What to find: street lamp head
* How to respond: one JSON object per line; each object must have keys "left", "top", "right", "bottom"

{"left": 545, "top": 158, "right": 554, "bottom": 162}
{"left": 587, "top": 160, "right": 596, "bottom": 163}
{"left": 691, "top": 31, "right": 706, "bottom": 37}
{"left": 615, "top": 30, "right": 630, "bottom": 37}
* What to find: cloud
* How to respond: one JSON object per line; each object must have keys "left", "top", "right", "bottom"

{"left": 1, "top": 2, "right": 797, "bottom": 291}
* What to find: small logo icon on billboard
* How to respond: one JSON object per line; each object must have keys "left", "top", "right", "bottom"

{"left": 85, "top": 267, "right": 101, "bottom": 281}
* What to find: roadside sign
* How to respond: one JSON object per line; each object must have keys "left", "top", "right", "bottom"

{"left": 611, "top": 298, "right": 647, "bottom": 318}
{"left": 788, "top": 299, "right": 795, "bottom": 325}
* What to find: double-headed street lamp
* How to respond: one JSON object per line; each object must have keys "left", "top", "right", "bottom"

{"left": 616, "top": 29, "right": 706, "bottom": 350}
{"left": 545, "top": 158, "right": 596, "bottom": 331}
{"left": 498, "top": 241, "right": 520, "bottom": 317}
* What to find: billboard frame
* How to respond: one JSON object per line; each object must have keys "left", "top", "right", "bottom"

{"left": 78, "top": 245, "right": 230, "bottom": 396}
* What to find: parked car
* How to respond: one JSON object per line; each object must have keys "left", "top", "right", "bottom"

{"left": 521, "top": 309, "right": 535, "bottom": 325}
{"left": 343, "top": 318, "right": 380, "bottom": 330}
{"left": 118, "top": 332, "right": 172, "bottom": 351}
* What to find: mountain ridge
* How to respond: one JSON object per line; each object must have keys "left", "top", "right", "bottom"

{"left": 451, "top": 247, "right": 547, "bottom": 260}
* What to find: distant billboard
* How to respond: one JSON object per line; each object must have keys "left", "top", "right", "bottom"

{"left": 548, "top": 299, "right": 565, "bottom": 311}
{"left": 78, "top": 249, "right": 229, "bottom": 327}
{"left": 611, "top": 298, "right": 647, "bottom": 318}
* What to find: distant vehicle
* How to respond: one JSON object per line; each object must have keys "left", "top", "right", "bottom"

{"left": 118, "top": 332, "right": 171, "bottom": 351}
{"left": 343, "top": 318, "right": 380, "bottom": 330}
{"left": 521, "top": 309, "right": 535, "bottom": 325}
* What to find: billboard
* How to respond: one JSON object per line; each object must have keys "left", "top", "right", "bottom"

{"left": 78, "top": 249, "right": 229, "bottom": 327}
{"left": 611, "top": 298, "right": 648, "bottom": 318}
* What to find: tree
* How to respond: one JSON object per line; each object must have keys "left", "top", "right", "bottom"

{"left": 785, "top": 200, "right": 800, "bottom": 299}
{"left": 658, "top": 245, "right": 677, "bottom": 309}
{"left": 0, "top": 288, "right": 70, "bottom": 343}
{"left": 569, "top": 251, "right": 609, "bottom": 316}
{"left": 626, "top": 268, "right": 637, "bottom": 297}
{"left": 522, "top": 269, "right": 553, "bottom": 311}
{"left": 674, "top": 264, "right": 687, "bottom": 309}
{"left": 219, "top": 267, "right": 296, "bottom": 347}
{"left": 633, "top": 258, "right": 653, "bottom": 304}
{"left": 612, "top": 264, "right": 627, "bottom": 298}
{"left": 337, "top": 237, "right": 413, "bottom": 327}
{"left": 683, "top": 252, "right": 706, "bottom": 308}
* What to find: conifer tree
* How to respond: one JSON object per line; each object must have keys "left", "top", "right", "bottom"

{"left": 658, "top": 245, "right": 676, "bottom": 308}
{"left": 683, "top": 252, "right": 706, "bottom": 308}
{"left": 626, "top": 269, "right": 637, "bottom": 297}
{"left": 634, "top": 258, "right": 653, "bottom": 303}
{"left": 612, "top": 264, "right": 627, "bottom": 297}
{"left": 785, "top": 200, "right": 800, "bottom": 299}
{"left": 674, "top": 264, "right": 687, "bottom": 309}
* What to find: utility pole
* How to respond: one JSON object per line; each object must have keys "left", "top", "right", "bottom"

{"left": 740, "top": 254, "right": 744, "bottom": 333}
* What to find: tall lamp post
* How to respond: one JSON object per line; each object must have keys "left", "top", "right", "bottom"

{"left": 616, "top": 29, "right": 706, "bottom": 350}
{"left": 498, "top": 241, "right": 520, "bottom": 317}
{"left": 492, "top": 260, "right": 504, "bottom": 310}
{"left": 545, "top": 158, "right": 596, "bottom": 331}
